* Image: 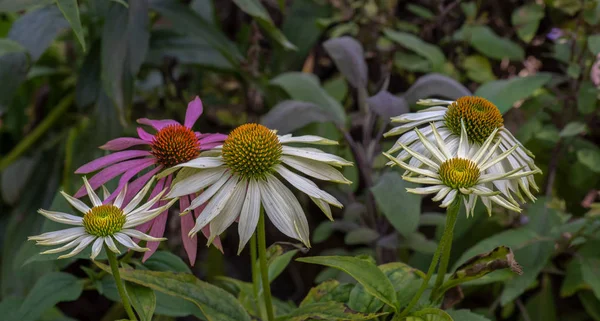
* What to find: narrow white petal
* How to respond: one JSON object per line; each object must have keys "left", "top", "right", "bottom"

{"left": 457, "top": 120, "right": 469, "bottom": 158}
{"left": 406, "top": 185, "right": 443, "bottom": 195}
{"left": 209, "top": 179, "right": 247, "bottom": 241}
{"left": 122, "top": 176, "right": 156, "bottom": 214}
{"left": 415, "top": 127, "right": 446, "bottom": 163}
{"left": 113, "top": 233, "right": 149, "bottom": 252}
{"left": 278, "top": 135, "right": 338, "bottom": 145}
{"left": 276, "top": 165, "right": 343, "bottom": 208}
{"left": 390, "top": 110, "right": 446, "bottom": 123}
{"left": 102, "top": 186, "right": 110, "bottom": 201}
{"left": 311, "top": 197, "right": 333, "bottom": 220}
{"left": 416, "top": 99, "right": 453, "bottom": 106}
{"left": 90, "top": 238, "right": 103, "bottom": 259}
{"left": 190, "top": 176, "right": 239, "bottom": 235}
{"left": 37, "top": 209, "right": 83, "bottom": 226}
{"left": 430, "top": 124, "right": 451, "bottom": 159}
{"left": 61, "top": 191, "right": 91, "bottom": 214}
{"left": 167, "top": 168, "right": 227, "bottom": 198}
{"left": 472, "top": 128, "right": 499, "bottom": 164}
{"left": 57, "top": 235, "right": 96, "bottom": 259}
{"left": 124, "top": 198, "right": 177, "bottom": 228}
{"left": 383, "top": 153, "right": 440, "bottom": 178}
{"left": 29, "top": 227, "right": 86, "bottom": 245}
{"left": 259, "top": 175, "right": 310, "bottom": 247}
{"left": 83, "top": 177, "right": 102, "bottom": 207}
{"left": 104, "top": 236, "right": 120, "bottom": 254}
{"left": 398, "top": 143, "right": 440, "bottom": 170}
{"left": 184, "top": 173, "right": 232, "bottom": 213}
{"left": 113, "top": 184, "right": 127, "bottom": 209}
{"left": 158, "top": 157, "right": 224, "bottom": 177}
{"left": 281, "top": 146, "right": 352, "bottom": 167}
{"left": 479, "top": 144, "right": 518, "bottom": 171}
{"left": 432, "top": 187, "right": 451, "bottom": 202}
{"left": 402, "top": 176, "right": 443, "bottom": 185}
{"left": 237, "top": 179, "right": 261, "bottom": 253}
{"left": 281, "top": 156, "right": 351, "bottom": 184}
{"left": 490, "top": 195, "right": 522, "bottom": 213}
{"left": 40, "top": 235, "right": 88, "bottom": 254}
{"left": 440, "top": 190, "right": 458, "bottom": 207}
{"left": 121, "top": 229, "right": 167, "bottom": 242}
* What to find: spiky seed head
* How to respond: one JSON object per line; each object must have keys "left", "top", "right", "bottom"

{"left": 444, "top": 96, "right": 504, "bottom": 144}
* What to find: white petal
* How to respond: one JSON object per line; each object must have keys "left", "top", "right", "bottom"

{"left": 430, "top": 124, "right": 451, "bottom": 159}
{"left": 457, "top": 119, "right": 469, "bottom": 158}
{"left": 311, "top": 197, "right": 333, "bottom": 220}
{"left": 281, "top": 146, "right": 352, "bottom": 167}
{"left": 278, "top": 135, "right": 338, "bottom": 145}
{"left": 30, "top": 227, "right": 86, "bottom": 245}
{"left": 102, "top": 186, "right": 110, "bottom": 201}
{"left": 280, "top": 156, "right": 351, "bottom": 184}
{"left": 90, "top": 238, "right": 104, "bottom": 259}
{"left": 432, "top": 187, "right": 452, "bottom": 202}
{"left": 440, "top": 190, "right": 458, "bottom": 207}
{"left": 383, "top": 153, "right": 439, "bottom": 178}
{"left": 158, "top": 156, "right": 224, "bottom": 177}
{"left": 57, "top": 235, "right": 96, "bottom": 259}
{"left": 416, "top": 99, "right": 453, "bottom": 106}
{"left": 40, "top": 235, "right": 88, "bottom": 254}
{"left": 490, "top": 195, "right": 521, "bottom": 213}
{"left": 190, "top": 176, "right": 240, "bottom": 235}
{"left": 415, "top": 127, "right": 446, "bottom": 163}
{"left": 167, "top": 168, "right": 227, "bottom": 198}
{"left": 184, "top": 173, "right": 232, "bottom": 213}
{"left": 237, "top": 179, "right": 261, "bottom": 253}
{"left": 406, "top": 185, "right": 443, "bottom": 195}
{"left": 122, "top": 176, "right": 156, "bottom": 214}
{"left": 397, "top": 143, "right": 440, "bottom": 170}
{"left": 104, "top": 236, "right": 120, "bottom": 254}
{"left": 472, "top": 128, "right": 499, "bottom": 165}
{"left": 83, "top": 177, "right": 102, "bottom": 207}
{"left": 61, "top": 191, "right": 91, "bottom": 214}
{"left": 124, "top": 198, "right": 177, "bottom": 228}
{"left": 479, "top": 144, "right": 518, "bottom": 171}
{"left": 121, "top": 229, "right": 167, "bottom": 242}
{"left": 113, "top": 233, "right": 149, "bottom": 252}
{"left": 209, "top": 179, "right": 247, "bottom": 241}
{"left": 37, "top": 209, "right": 83, "bottom": 226}
{"left": 402, "top": 176, "right": 443, "bottom": 185}
{"left": 125, "top": 188, "right": 166, "bottom": 217}
{"left": 276, "top": 165, "right": 343, "bottom": 208}
{"left": 390, "top": 110, "right": 446, "bottom": 123}
{"left": 259, "top": 175, "right": 310, "bottom": 247}
{"left": 113, "top": 184, "right": 127, "bottom": 209}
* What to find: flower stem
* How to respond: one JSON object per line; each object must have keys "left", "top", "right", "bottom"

{"left": 257, "top": 207, "right": 275, "bottom": 321}
{"left": 105, "top": 245, "right": 137, "bottom": 321}
{"left": 250, "top": 233, "right": 263, "bottom": 318}
{"left": 431, "top": 198, "right": 461, "bottom": 300}
{"left": 397, "top": 197, "right": 461, "bottom": 318}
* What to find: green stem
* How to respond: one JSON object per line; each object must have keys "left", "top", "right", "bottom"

{"left": 250, "top": 233, "right": 263, "bottom": 318}
{"left": 431, "top": 198, "right": 461, "bottom": 300}
{"left": 105, "top": 245, "right": 137, "bottom": 321}
{"left": 0, "top": 94, "right": 73, "bottom": 171}
{"left": 397, "top": 197, "right": 461, "bottom": 318}
{"left": 257, "top": 208, "right": 275, "bottom": 321}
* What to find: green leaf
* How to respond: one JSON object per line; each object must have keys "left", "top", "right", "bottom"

{"left": 447, "top": 309, "right": 491, "bottom": 321}
{"left": 579, "top": 291, "right": 600, "bottom": 321}
{"left": 521, "top": 275, "right": 556, "bottom": 321}
{"left": 312, "top": 221, "right": 334, "bottom": 244}
{"left": 0, "top": 0, "right": 52, "bottom": 12}
{"left": 95, "top": 262, "right": 251, "bottom": 321}
{"left": 577, "top": 149, "right": 600, "bottom": 173}
{"left": 323, "top": 36, "right": 367, "bottom": 88}
{"left": 142, "top": 250, "right": 191, "bottom": 273}
{"left": 384, "top": 28, "right": 446, "bottom": 70}
{"left": 261, "top": 100, "right": 332, "bottom": 134}
{"left": 406, "top": 4, "right": 435, "bottom": 20}
{"left": 371, "top": 171, "right": 421, "bottom": 237}
{"left": 579, "top": 241, "right": 600, "bottom": 300}
{"left": 511, "top": 4, "right": 544, "bottom": 43}
{"left": 56, "top": 0, "right": 85, "bottom": 51}
{"left": 126, "top": 283, "right": 155, "bottom": 321}
{"left": 463, "top": 55, "right": 496, "bottom": 83}
{"left": 577, "top": 81, "right": 598, "bottom": 114}
{"left": 548, "top": 0, "right": 582, "bottom": 15}
{"left": 345, "top": 228, "right": 380, "bottom": 245}
{"left": 270, "top": 72, "right": 346, "bottom": 126}
{"left": 439, "top": 247, "right": 522, "bottom": 296}
{"left": 280, "top": 302, "right": 387, "bottom": 321}
{"left": 75, "top": 41, "right": 101, "bottom": 108}
{"left": 300, "top": 280, "right": 341, "bottom": 307}
{"left": 474, "top": 74, "right": 552, "bottom": 113}
{"left": 297, "top": 256, "right": 398, "bottom": 310}
{"left": 0, "top": 38, "right": 27, "bottom": 56}
{"left": 232, "top": 0, "right": 296, "bottom": 50}
{"left": 560, "top": 259, "right": 588, "bottom": 297}
{"left": 8, "top": 6, "right": 68, "bottom": 61}
{"left": 463, "top": 25, "right": 524, "bottom": 61}
{"left": 0, "top": 297, "right": 22, "bottom": 321}
{"left": 589, "top": 34, "right": 600, "bottom": 55}
{"left": 560, "top": 122, "right": 588, "bottom": 137}
{"left": 394, "top": 52, "right": 431, "bottom": 73}
{"left": 15, "top": 272, "right": 82, "bottom": 321}
{"left": 411, "top": 308, "right": 454, "bottom": 320}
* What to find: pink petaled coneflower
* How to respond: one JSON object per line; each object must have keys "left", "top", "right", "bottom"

{"left": 74, "top": 97, "right": 226, "bottom": 264}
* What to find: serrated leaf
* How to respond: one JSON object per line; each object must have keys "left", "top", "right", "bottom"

{"left": 56, "top": 0, "right": 86, "bottom": 51}
{"left": 474, "top": 74, "right": 552, "bottom": 113}
{"left": 281, "top": 302, "right": 387, "bottom": 321}
{"left": 95, "top": 262, "right": 251, "bottom": 321}
{"left": 371, "top": 172, "right": 420, "bottom": 237}
{"left": 323, "top": 36, "right": 367, "bottom": 88}
{"left": 297, "top": 256, "right": 398, "bottom": 310}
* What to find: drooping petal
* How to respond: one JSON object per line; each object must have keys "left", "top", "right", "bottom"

{"left": 113, "top": 233, "right": 149, "bottom": 252}
{"left": 275, "top": 165, "right": 342, "bottom": 208}
{"left": 184, "top": 96, "right": 204, "bottom": 128}
{"left": 189, "top": 176, "right": 239, "bottom": 235}
{"left": 121, "top": 229, "right": 167, "bottom": 242}
{"left": 90, "top": 238, "right": 104, "bottom": 259}
{"left": 167, "top": 168, "right": 226, "bottom": 198}
{"left": 105, "top": 158, "right": 157, "bottom": 203}
{"left": 28, "top": 227, "right": 86, "bottom": 245}
{"left": 75, "top": 150, "right": 151, "bottom": 174}
{"left": 208, "top": 179, "right": 246, "bottom": 243}
{"left": 237, "top": 179, "right": 260, "bottom": 254}
{"left": 281, "top": 146, "right": 352, "bottom": 167}
{"left": 137, "top": 127, "right": 155, "bottom": 142}
{"left": 40, "top": 235, "right": 89, "bottom": 255}
{"left": 278, "top": 135, "right": 338, "bottom": 145}
{"left": 74, "top": 158, "right": 153, "bottom": 198}
{"left": 100, "top": 137, "right": 150, "bottom": 151}
{"left": 137, "top": 118, "right": 180, "bottom": 131}
{"left": 179, "top": 195, "right": 198, "bottom": 265}
{"left": 198, "top": 133, "right": 227, "bottom": 145}
{"left": 104, "top": 236, "right": 120, "bottom": 254}
{"left": 142, "top": 175, "right": 173, "bottom": 261}
{"left": 57, "top": 235, "right": 96, "bottom": 259}
{"left": 185, "top": 173, "right": 232, "bottom": 213}
{"left": 280, "top": 156, "right": 351, "bottom": 184}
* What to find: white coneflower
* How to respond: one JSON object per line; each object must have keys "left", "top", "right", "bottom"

{"left": 29, "top": 177, "right": 177, "bottom": 259}
{"left": 384, "top": 96, "right": 541, "bottom": 205}
{"left": 164, "top": 123, "right": 352, "bottom": 253}
{"left": 384, "top": 120, "right": 538, "bottom": 217}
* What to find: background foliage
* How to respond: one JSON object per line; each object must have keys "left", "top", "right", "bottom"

{"left": 1, "top": 0, "right": 600, "bottom": 320}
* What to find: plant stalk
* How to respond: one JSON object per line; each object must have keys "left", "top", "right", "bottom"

{"left": 105, "top": 245, "right": 137, "bottom": 321}
{"left": 431, "top": 198, "right": 461, "bottom": 300}
{"left": 250, "top": 233, "right": 263, "bottom": 318}
{"left": 257, "top": 208, "right": 275, "bottom": 321}
{"left": 397, "top": 197, "right": 461, "bottom": 318}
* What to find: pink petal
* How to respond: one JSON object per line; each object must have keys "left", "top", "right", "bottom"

{"left": 105, "top": 158, "right": 157, "bottom": 203}
{"left": 137, "top": 118, "right": 180, "bottom": 131}
{"left": 75, "top": 150, "right": 151, "bottom": 174}
{"left": 137, "top": 127, "right": 155, "bottom": 142}
{"left": 142, "top": 175, "right": 173, "bottom": 262}
{"left": 180, "top": 195, "right": 198, "bottom": 265}
{"left": 74, "top": 158, "right": 154, "bottom": 198}
{"left": 184, "top": 96, "right": 204, "bottom": 128}
{"left": 199, "top": 133, "right": 227, "bottom": 145}
{"left": 122, "top": 166, "right": 163, "bottom": 205}
{"left": 100, "top": 137, "right": 150, "bottom": 151}
{"left": 135, "top": 177, "right": 167, "bottom": 236}
{"left": 200, "top": 142, "right": 224, "bottom": 151}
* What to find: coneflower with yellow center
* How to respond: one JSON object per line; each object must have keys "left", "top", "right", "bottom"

{"left": 163, "top": 123, "right": 353, "bottom": 253}
{"left": 384, "top": 96, "right": 541, "bottom": 206}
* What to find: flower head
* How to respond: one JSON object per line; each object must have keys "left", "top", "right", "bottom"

{"left": 165, "top": 123, "right": 353, "bottom": 253}
{"left": 384, "top": 96, "right": 541, "bottom": 205}
{"left": 73, "top": 97, "right": 227, "bottom": 264}
{"left": 384, "top": 121, "right": 538, "bottom": 217}
{"left": 29, "top": 177, "right": 176, "bottom": 259}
